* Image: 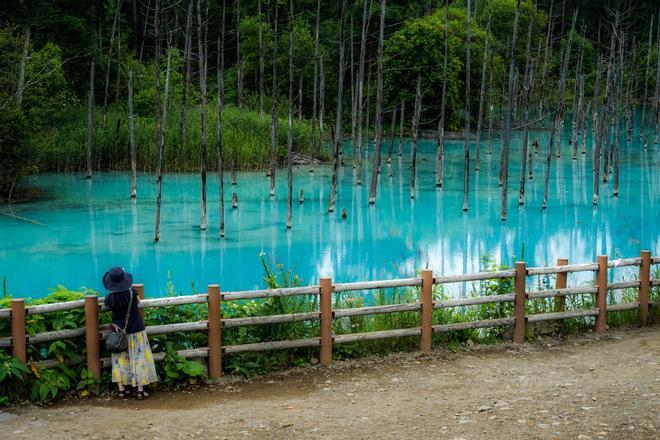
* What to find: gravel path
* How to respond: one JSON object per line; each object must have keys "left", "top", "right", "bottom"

{"left": 2, "top": 326, "right": 659, "bottom": 439}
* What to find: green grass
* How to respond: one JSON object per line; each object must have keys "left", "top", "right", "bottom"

{"left": 34, "top": 103, "right": 325, "bottom": 173}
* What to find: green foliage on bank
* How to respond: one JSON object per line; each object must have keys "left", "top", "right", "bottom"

{"left": 2, "top": 258, "right": 657, "bottom": 405}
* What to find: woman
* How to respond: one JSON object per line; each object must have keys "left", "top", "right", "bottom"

{"left": 103, "top": 267, "right": 158, "bottom": 399}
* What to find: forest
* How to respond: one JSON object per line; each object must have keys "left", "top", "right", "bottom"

{"left": 1, "top": 0, "right": 659, "bottom": 218}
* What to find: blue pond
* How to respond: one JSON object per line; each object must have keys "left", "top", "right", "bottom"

{"left": 1, "top": 125, "right": 658, "bottom": 298}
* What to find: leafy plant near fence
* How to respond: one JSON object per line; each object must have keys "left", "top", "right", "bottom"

{"left": 1, "top": 259, "right": 658, "bottom": 405}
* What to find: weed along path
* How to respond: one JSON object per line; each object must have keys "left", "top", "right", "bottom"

{"left": 3, "top": 327, "right": 660, "bottom": 439}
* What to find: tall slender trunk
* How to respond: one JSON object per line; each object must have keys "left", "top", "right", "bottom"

{"left": 538, "top": 1, "right": 554, "bottom": 116}
{"left": 364, "top": 63, "right": 372, "bottom": 153}
{"left": 258, "top": 0, "right": 265, "bottom": 117}
{"left": 356, "top": 0, "right": 370, "bottom": 185}
{"left": 654, "top": 14, "right": 660, "bottom": 146}
{"left": 269, "top": 2, "right": 279, "bottom": 197}
{"left": 128, "top": 68, "right": 137, "bottom": 198}
{"left": 436, "top": 0, "right": 449, "bottom": 187}
{"left": 350, "top": 16, "right": 356, "bottom": 168}
{"left": 218, "top": 0, "right": 226, "bottom": 237}
{"left": 236, "top": 0, "right": 242, "bottom": 111}
{"left": 518, "top": 7, "right": 534, "bottom": 206}
{"left": 398, "top": 99, "right": 405, "bottom": 156}
{"left": 154, "top": 0, "right": 164, "bottom": 241}
{"left": 319, "top": 55, "right": 325, "bottom": 143}
{"left": 602, "top": 29, "right": 617, "bottom": 183}
{"left": 410, "top": 75, "right": 422, "bottom": 200}
{"left": 542, "top": 10, "right": 577, "bottom": 210}
{"left": 368, "top": 0, "right": 386, "bottom": 205}
{"left": 310, "top": 0, "right": 321, "bottom": 169}
{"left": 475, "top": 12, "right": 490, "bottom": 172}
{"left": 640, "top": 16, "right": 654, "bottom": 144}
{"left": 287, "top": 0, "right": 294, "bottom": 229}
{"left": 16, "top": 27, "right": 30, "bottom": 106}
{"left": 463, "top": 0, "right": 472, "bottom": 212}
{"left": 198, "top": 0, "right": 208, "bottom": 230}
{"left": 180, "top": 1, "right": 193, "bottom": 147}
{"left": 487, "top": 49, "right": 494, "bottom": 155}
{"left": 328, "top": 0, "right": 347, "bottom": 213}
{"left": 613, "top": 34, "right": 624, "bottom": 197}
{"left": 86, "top": 61, "right": 95, "bottom": 179}
{"left": 500, "top": 0, "right": 520, "bottom": 221}
{"left": 139, "top": 0, "right": 151, "bottom": 62}
{"left": 298, "top": 73, "right": 303, "bottom": 121}
{"left": 103, "top": 0, "right": 123, "bottom": 122}
{"left": 387, "top": 105, "right": 397, "bottom": 163}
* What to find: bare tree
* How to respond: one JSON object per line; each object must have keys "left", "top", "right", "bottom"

{"left": 368, "top": 0, "right": 387, "bottom": 205}
{"left": 16, "top": 27, "right": 30, "bottom": 106}
{"left": 538, "top": 1, "right": 554, "bottom": 116}
{"left": 310, "top": 0, "right": 321, "bottom": 170}
{"left": 258, "top": 0, "right": 265, "bottom": 117}
{"left": 86, "top": 61, "right": 95, "bottom": 179}
{"left": 410, "top": 74, "right": 422, "bottom": 199}
{"left": 474, "top": 12, "right": 490, "bottom": 172}
{"left": 398, "top": 99, "right": 405, "bottom": 157}
{"left": 387, "top": 105, "right": 397, "bottom": 163}
{"left": 356, "top": 0, "right": 370, "bottom": 185}
{"left": 218, "top": 0, "right": 227, "bottom": 237}
{"left": 236, "top": 0, "right": 243, "bottom": 111}
{"left": 103, "top": 0, "right": 123, "bottom": 122}
{"left": 287, "top": 0, "right": 294, "bottom": 229}
{"left": 154, "top": 0, "right": 164, "bottom": 241}
{"left": 328, "top": 0, "right": 347, "bottom": 213}
{"left": 640, "top": 16, "right": 654, "bottom": 145}
{"left": 128, "top": 68, "right": 137, "bottom": 198}
{"left": 269, "top": 1, "right": 279, "bottom": 197}
{"left": 179, "top": 0, "right": 193, "bottom": 147}
{"left": 197, "top": 0, "right": 208, "bottom": 230}
{"left": 436, "top": 0, "right": 449, "bottom": 187}
{"left": 499, "top": 0, "right": 521, "bottom": 220}
{"left": 463, "top": 0, "right": 472, "bottom": 212}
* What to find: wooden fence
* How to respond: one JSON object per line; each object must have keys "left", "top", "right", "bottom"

{"left": 1, "top": 251, "right": 658, "bottom": 380}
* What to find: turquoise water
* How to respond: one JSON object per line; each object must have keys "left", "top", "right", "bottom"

{"left": 1, "top": 124, "right": 658, "bottom": 298}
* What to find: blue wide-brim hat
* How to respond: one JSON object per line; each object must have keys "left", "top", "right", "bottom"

{"left": 102, "top": 267, "right": 133, "bottom": 292}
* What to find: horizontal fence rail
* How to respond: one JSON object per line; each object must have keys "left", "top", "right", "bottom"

{"left": 1, "top": 251, "right": 658, "bottom": 379}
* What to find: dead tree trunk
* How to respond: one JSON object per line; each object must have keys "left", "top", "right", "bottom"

{"left": 86, "top": 61, "right": 95, "bottom": 179}
{"left": 328, "top": 0, "right": 346, "bottom": 213}
{"left": 179, "top": 1, "right": 193, "bottom": 147}
{"left": 487, "top": 49, "right": 494, "bottom": 155}
{"left": 355, "top": 0, "right": 369, "bottom": 186}
{"left": 538, "top": 1, "right": 554, "bottom": 116}
{"left": 197, "top": 0, "right": 208, "bottom": 230}
{"left": 103, "top": 0, "right": 123, "bottom": 123}
{"left": 154, "top": 0, "right": 164, "bottom": 241}
{"left": 16, "top": 27, "right": 30, "bottom": 106}
{"left": 287, "top": 0, "right": 294, "bottom": 229}
{"left": 368, "top": 0, "right": 386, "bottom": 205}
{"left": 319, "top": 55, "right": 325, "bottom": 145}
{"left": 518, "top": 7, "right": 534, "bottom": 206}
{"left": 542, "top": 10, "right": 577, "bottom": 210}
{"left": 654, "top": 19, "right": 660, "bottom": 146}
{"left": 364, "top": 63, "right": 372, "bottom": 154}
{"left": 258, "top": 0, "right": 265, "bottom": 117}
{"left": 410, "top": 75, "right": 422, "bottom": 200}
{"left": 236, "top": 0, "right": 243, "bottom": 111}
{"left": 640, "top": 16, "right": 654, "bottom": 145}
{"left": 269, "top": 2, "right": 279, "bottom": 197}
{"left": 388, "top": 105, "right": 397, "bottom": 163}
{"left": 128, "top": 68, "right": 137, "bottom": 198}
{"left": 350, "top": 17, "right": 356, "bottom": 168}
{"left": 398, "top": 99, "right": 405, "bottom": 156}
{"left": 310, "top": 0, "right": 321, "bottom": 169}
{"left": 463, "top": 0, "right": 472, "bottom": 212}
{"left": 501, "top": 0, "right": 522, "bottom": 220}
{"left": 436, "top": 0, "right": 449, "bottom": 187}
{"left": 474, "top": 12, "right": 490, "bottom": 172}
{"left": 218, "top": 0, "right": 226, "bottom": 237}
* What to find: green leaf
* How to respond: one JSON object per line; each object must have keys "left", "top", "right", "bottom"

{"left": 39, "top": 383, "right": 49, "bottom": 401}
{"left": 181, "top": 360, "right": 205, "bottom": 377}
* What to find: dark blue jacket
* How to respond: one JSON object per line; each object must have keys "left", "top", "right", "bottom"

{"left": 104, "top": 288, "right": 145, "bottom": 334}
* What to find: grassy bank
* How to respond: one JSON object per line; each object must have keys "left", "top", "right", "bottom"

{"left": 35, "top": 103, "right": 323, "bottom": 173}
{"left": 1, "top": 259, "right": 658, "bottom": 405}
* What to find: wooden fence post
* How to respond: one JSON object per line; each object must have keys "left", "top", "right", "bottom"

{"left": 639, "top": 251, "right": 651, "bottom": 326}
{"left": 319, "top": 277, "right": 333, "bottom": 366}
{"left": 207, "top": 284, "right": 222, "bottom": 378}
{"left": 134, "top": 283, "right": 145, "bottom": 320}
{"left": 595, "top": 255, "right": 608, "bottom": 333}
{"left": 513, "top": 262, "right": 527, "bottom": 344}
{"left": 555, "top": 259, "right": 568, "bottom": 332}
{"left": 420, "top": 269, "right": 433, "bottom": 352}
{"left": 11, "top": 299, "right": 26, "bottom": 363}
{"left": 84, "top": 295, "right": 101, "bottom": 380}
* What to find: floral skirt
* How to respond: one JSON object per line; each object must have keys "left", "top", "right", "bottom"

{"left": 111, "top": 330, "right": 159, "bottom": 387}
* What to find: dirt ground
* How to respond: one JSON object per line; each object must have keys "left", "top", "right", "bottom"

{"left": 2, "top": 326, "right": 659, "bottom": 440}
